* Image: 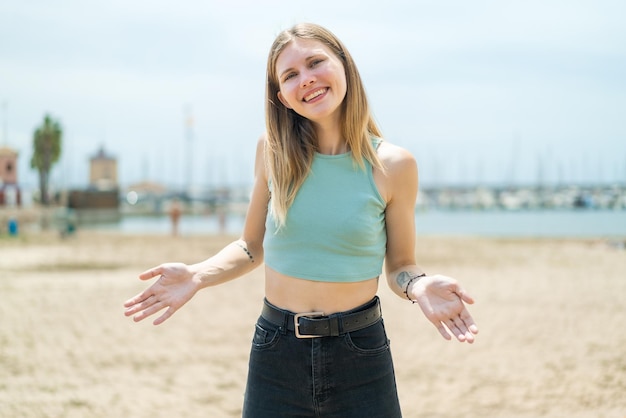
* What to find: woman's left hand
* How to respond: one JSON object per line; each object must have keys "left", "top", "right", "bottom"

{"left": 411, "top": 275, "right": 479, "bottom": 343}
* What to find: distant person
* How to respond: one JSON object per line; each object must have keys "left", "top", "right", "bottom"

{"left": 59, "top": 208, "right": 77, "bottom": 238}
{"left": 7, "top": 216, "right": 18, "bottom": 236}
{"left": 169, "top": 199, "right": 182, "bottom": 237}
{"left": 216, "top": 205, "right": 227, "bottom": 234}
{"left": 124, "top": 23, "right": 478, "bottom": 417}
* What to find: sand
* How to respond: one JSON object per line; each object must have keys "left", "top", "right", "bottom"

{"left": 0, "top": 229, "right": 624, "bottom": 417}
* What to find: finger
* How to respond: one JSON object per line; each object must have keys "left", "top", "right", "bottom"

{"left": 153, "top": 307, "right": 176, "bottom": 326}
{"left": 124, "top": 294, "right": 157, "bottom": 316}
{"left": 133, "top": 300, "right": 166, "bottom": 323}
{"left": 123, "top": 289, "right": 153, "bottom": 308}
{"left": 435, "top": 322, "right": 452, "bottom": 341}
{"left": 138, "top": 267, "right": 164, "bottom": 281}
{"left": 451, "top": 318, "right": 471, "bottom": 342}
{"left": 455, "top": 287, "right": 475, "bottom": 305}
{"left": 454, "top": 318, "right": 476, "bottom": 344}
{"left": 459, "top": 309, "right": 479, "bottom": 335}
{"left": 447, "top": 319, "right": 467, "bottom": 342}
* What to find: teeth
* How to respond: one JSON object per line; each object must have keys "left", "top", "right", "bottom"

{"left": 304, "top": 88, "right": 326, "bottom": 102}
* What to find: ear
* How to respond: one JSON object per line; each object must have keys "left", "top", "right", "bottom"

{"left": 277, "top": 91, "right": 292, "bottom": 109}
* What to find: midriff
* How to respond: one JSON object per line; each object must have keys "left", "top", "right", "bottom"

{"left": 264, "top": 266, "right": 379, "bottom": 314}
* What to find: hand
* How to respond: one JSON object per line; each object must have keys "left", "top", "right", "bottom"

{"left": 411, "top": 274, "right": 479, "bottom": 343}
{"left": 123, "top": 263, "right": 199, "bottom": 325}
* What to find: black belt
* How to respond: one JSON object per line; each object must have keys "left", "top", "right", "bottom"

{"left": 261, "top": 297, "right": 382, "bottom": 339}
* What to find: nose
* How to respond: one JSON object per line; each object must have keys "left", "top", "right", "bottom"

{"left": 300, "top": 72, "right": 315, "bottom": 88}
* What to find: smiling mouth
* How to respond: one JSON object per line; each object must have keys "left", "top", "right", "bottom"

{"left": 303, "top": 88, "right": 327, "bottom": 102}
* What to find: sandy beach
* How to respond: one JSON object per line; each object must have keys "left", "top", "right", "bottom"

{"left": 1, "top": 229, "right": 624, "bottom": 417}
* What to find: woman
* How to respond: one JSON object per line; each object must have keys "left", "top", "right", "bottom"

{"left": 124, "top": 23, "right": 478, "bottom": 417}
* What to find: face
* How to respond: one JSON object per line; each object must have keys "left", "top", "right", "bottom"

{"left": 275, "top": 38, "right": 347, "bottom": 126}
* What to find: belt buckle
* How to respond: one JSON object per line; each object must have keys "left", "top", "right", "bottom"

{"left": 294, "top": 311, "right": 325, "bottom": 339}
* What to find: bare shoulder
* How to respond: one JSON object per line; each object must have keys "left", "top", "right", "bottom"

{"left": 255, "top": 133, "right": 269, "bottom": 163}
{"left": 257, "top": 133, "right": 268, "bottom": 152}
{"left": 373, "top": 140, "right": 418, "bottom": 203}
{"left": 254, "top": 133, "right": 269, "bottom": 181}
{"left": 377, "top": 140, "right": 417, "bottom": 177}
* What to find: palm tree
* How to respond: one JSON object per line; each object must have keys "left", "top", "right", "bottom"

{"left": 31, "top": 114, "right": 62, "bottom": 205}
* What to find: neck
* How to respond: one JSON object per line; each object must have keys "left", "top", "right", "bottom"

{"left": 314, "top": 122, "right": 346, "bottom": 155}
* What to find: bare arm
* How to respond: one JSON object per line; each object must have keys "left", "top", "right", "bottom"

{"left": 123, "top": 136, "right": 269, "bottom": 325}
{"left": 379, "top": 142, "right": 478, "bottom": 343}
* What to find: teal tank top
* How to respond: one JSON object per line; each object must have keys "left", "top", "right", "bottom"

{"left": 263, "top": 141, "right": 387, "bottom": 282}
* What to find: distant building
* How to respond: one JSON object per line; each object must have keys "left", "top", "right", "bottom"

{"left": 89, "top": 146, "right": 118, "bottom": 190}
{"left": 0, "top": 146, "right": 20, "bottom": 206}
{"left": 66, "top": 146, "right": 120, "bottom": 221}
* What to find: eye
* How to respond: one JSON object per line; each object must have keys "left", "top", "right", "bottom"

{"left": 310, "top": 58, "right": 324, "bottom": 67}
{"left": 282, "top": 72, "right": 297, "bottom": 82}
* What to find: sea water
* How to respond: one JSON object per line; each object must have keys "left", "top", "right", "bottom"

{"left": 86, "top": 209, "right": 626, "bottom": 238}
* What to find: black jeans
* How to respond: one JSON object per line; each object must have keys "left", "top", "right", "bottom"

{"left": 242, "top": 297, "right": 402, "bottom": 417}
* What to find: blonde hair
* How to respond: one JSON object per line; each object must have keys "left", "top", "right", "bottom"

{"left": 265, "top": 23, "right": 384, "bottom": 228}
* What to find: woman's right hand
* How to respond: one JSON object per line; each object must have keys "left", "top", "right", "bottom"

{"left": 123, "top": 262, "right": 200, "bottom": 325}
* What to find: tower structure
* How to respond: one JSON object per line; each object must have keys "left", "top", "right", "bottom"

{"left": 0, "top": 146, "right": 20, "bottom": 205}
{"left": 89, "top": 146, "right": 118, "bottom": 190}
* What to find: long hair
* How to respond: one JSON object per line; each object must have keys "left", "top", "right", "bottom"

{"left": 265, "top": 23, "right": 384, "bottom": 228}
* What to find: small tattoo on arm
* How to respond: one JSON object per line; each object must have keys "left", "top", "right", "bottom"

{"left": 396, "top": 271, "right": 412, "bottom": 289}
{"left": 397, "top": 271, "right": 426, "bottom": 303}
{"left": 235, "top": 242, "right": 255, "bottom": 263}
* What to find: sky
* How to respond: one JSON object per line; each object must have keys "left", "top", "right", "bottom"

{"left": 1, "top": 0, "right": 625, "bottom": 191}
